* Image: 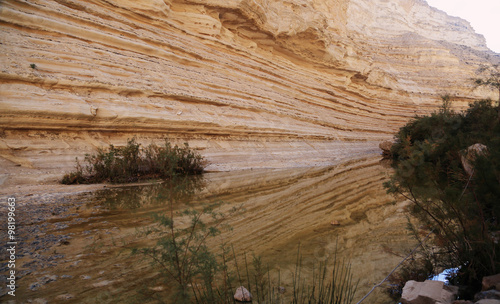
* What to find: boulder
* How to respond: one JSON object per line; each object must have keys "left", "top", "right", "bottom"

{"left": 475, "top": 290, "right": 500, "bottom": 302}
{"left": 379, "top": 141, "right": 393, "bottom": 158}
{"left": 461, "top": 143, "right": 487, "bottom": 176}
{"left": 483, "top": 274, "right": 500, "bottom": 291}
{"left": 476, "top": 300, "right": 500, "bottom": 304}
{"left": 401, "top": 280, "right": 459, "bottom": 304}
{"left": 234, "top": 286, "right": 252, "bottom": 302}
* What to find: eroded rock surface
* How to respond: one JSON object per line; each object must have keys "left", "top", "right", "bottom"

{"left": 1, "top": 0, "right": 499, "bottom": 186}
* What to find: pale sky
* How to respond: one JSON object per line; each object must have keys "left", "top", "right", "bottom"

{"left": 425, "top": 0, "right": 500, "bottom": 53}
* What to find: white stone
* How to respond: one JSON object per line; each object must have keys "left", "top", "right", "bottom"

{"left": 234, "top": 286, "right": 252, "bottom": 302}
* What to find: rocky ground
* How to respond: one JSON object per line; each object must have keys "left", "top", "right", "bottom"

{"left": 0, "top": 190, "right": 99, "bottom": 299}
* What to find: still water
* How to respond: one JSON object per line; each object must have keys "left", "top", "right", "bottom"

{"left": 12, "top": 156, "right": 414, "bottom": 303}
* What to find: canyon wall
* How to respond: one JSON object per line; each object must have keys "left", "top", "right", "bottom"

{"left": 0, "top": 0, "right": 499, "bottom": 186}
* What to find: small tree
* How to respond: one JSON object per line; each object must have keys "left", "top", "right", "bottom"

{"left": 134, "top": 202, "right": 233, "bottom": 303}
{"left": 385, "top": 100, "right": 500, "bottom": 298}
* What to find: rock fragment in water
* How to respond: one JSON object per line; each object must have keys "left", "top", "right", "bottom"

{"left": 55, "top": 293, "right": 74, "bottom": 300}
{"left": 29, "top": 282, "right": 40, "bottom": 291}
{"left": 234, "top": 286, "right": 252, "bottom": 302}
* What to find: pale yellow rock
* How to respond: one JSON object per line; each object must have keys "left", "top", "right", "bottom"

{"left": 0, "top": 0, "right": 498, "bottom": 186}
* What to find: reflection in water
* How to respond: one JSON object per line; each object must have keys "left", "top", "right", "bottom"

{"left": 98, "top": 175, "right": 206, "bottom": 210}
{"left": 15, "top": 156, "right": 413, "bottom": 303}
{"left": 95, "top": 156, "right": 412, "bottom": 303}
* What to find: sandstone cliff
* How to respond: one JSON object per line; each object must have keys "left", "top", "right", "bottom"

{"left": 0, "top": 0, "right": 499, "bottom": 186}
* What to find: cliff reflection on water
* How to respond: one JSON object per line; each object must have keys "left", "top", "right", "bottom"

{"left": 19, "top": 156, "right": 413, "bottom": 303}
{"left": 97, "top": 156, "right": 412, "bottom": 302}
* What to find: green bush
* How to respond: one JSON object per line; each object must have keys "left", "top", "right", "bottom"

{"left": 61, "top": 138, "right": 204, "bottom": 184}
{"left": 385, "top": 100, "right": 500, "bottom": 298}
{"left": 134, "top": 208, "right": 359, "bottom": 304}
{"left": 134, "top": 204, "right": 227, "bottom": 303}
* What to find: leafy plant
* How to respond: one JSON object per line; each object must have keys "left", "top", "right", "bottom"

{"left": 61, "top": 138, "right": 204, "bottom": 184}
{"left": 385, "top": 100, "right": 500, "bottom": 298}
{"left": 131, "top": 194, "right": 358, "bottom": 304}
{"left": 133, "top": 202, "right": 232, "bottom": 303}
{"left": 61, "top": 158, "right": 86, "bottom": 184}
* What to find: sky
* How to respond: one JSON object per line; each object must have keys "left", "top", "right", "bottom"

{"left": 425, "top": 0, "right": 500, "bottom": 53}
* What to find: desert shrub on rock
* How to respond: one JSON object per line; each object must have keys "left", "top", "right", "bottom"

{"left": 61, "top": 138, "right": 204, "bottom": 184}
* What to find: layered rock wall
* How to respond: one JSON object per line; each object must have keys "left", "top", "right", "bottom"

{"left": 0, "top": 0, "right": 499, "bottom": 185}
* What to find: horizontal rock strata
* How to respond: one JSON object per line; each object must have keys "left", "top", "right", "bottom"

{"left": 1, "top": 0, "right": 499, "bottom": 185}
